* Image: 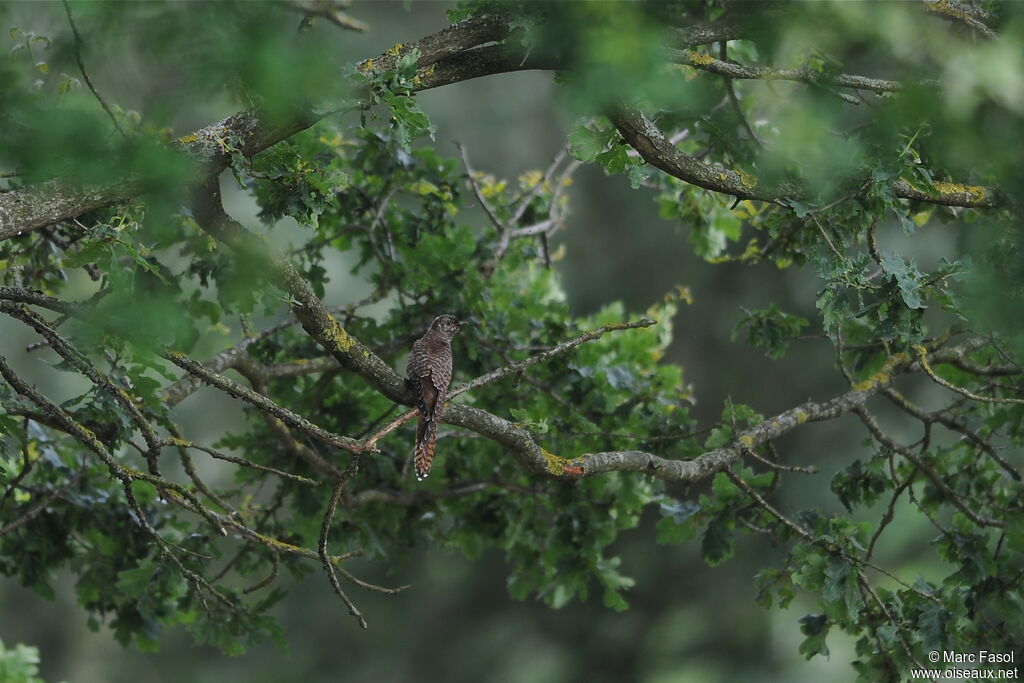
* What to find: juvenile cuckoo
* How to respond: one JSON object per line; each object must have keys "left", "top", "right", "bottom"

{"left": 406, "top": 314, "right": 462, "bottom": 480}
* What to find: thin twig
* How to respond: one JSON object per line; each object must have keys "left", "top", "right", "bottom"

{"left": 318, "top": 455, "right": 367, "bottom": 628}
{"left": 811, "top": 214, "right": 842, "bottom": 259}
{"left": 165, "top": 350, "right": 363, "bottom": 452}
{"left": 854, "top": 406, "right": 1001, "bottom": 528}
{"left": 62, "top": 0, "right": 129, "bottom": 141}
{"left": 0, "top": 466, "right": 88, "bottom": 537}
{"left": 165, "top": 438, "right": 320, "bottom": 486}
{"left": 242, "top": 550, "right": 280, "bottom": 594}
{"left": 741, "top": 445, "right": 816, "bottom": 474}
{"left": 450, "top": 319, "right": 656, "bottom": 399}
{"left": 914, "top": 344, "right": 1024, "bottom": 406}
{"left": 719, "top": 42, "right": 762, "bottom": 148}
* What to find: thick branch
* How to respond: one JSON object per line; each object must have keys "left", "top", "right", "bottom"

{"left": 1, "top": 4, "right": 997, "bottom": 239}
{"left": 0, "top": 283, "right": 919, "bottom": 485}
{"left": 191, "top": 179, "right": 408, "bottom": 403}
{"left": 517, "top": 353, "right": 911, "bottom": 480}
{"left": 611, "top": 106, "right": 997, "bottom": 209}
{"left": 924, "top": 0, "right": 997, "bottom": 39}
{"left": 353, "top": 319, "right": 656, "bottom": 451}
{"left": 165, "top": 350, "right": 361, "bottom": 452}
{"left": 670, "top": 48, "right": 925, "bottom": 93}
{"left": 0, "top": 14, "right": 515, "bottom": 240}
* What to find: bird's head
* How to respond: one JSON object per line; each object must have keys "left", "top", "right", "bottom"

{"left": 430, "top": 314, "right": 462, "bottom": 340}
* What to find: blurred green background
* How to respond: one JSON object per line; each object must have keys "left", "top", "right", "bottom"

{"left": 0, "top": 1, "right": 982, "bottom": 681}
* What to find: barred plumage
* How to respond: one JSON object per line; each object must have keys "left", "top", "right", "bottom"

{"left": 406, "top": 314, "right": 461, "bottom": 480}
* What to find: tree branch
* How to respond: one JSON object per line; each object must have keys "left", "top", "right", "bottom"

{"left": 0, "top": 13, "right": 517, "bottom": 240}
{"left": 611, "top": 105, "right": 997, "bottom": 208}
{"left": 318, "top": 454, "right": 367, "bottom": 628}
{"left": 854, "top": 406, "right": 1001, "bottom": 528}
{"left": 285, "top": 0, "right": 368, "bottom": 33}
{"left": 1, "top": 4, "right": 998, "bottom": 241}
{"left": 63, "top": 0, "right": 129, "bottom": 141}
{"left": 0, "top": 282, "right": 933, "bottom": 487}
{"left": 923, "top": 0, "right": 997, "bottom": 39}
{"left": 671, "top": 47, "right": 929, "bottom": 93}
{"left": 165, "top": 349, "right": 362, "bottom": 453}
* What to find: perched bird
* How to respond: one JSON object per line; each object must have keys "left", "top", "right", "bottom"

{"left": 406, "top": 314, "right": 462, "bottom": 480}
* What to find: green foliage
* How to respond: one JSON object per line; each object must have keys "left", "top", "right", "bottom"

{"left": 569, "top": 119, "right": 648, "bottom": 188}
{"left": 350, "top": 48, "right": 433, "bottom": 152}
{"left": 1, "top": 3, "right": 1023, "bottom": 681}
{"left": 0, "top": 639, "right": 46, "bottom": 683}
{"left": 733, "top": 303, "right": 809, "bottom": 359}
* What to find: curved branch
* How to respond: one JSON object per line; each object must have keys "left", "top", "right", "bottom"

{"left": 611, "top": 106, "right": 997, "bottom": 208}
{"left": 611, "top": 104, "right": 800, "bottom": 203}
{"left": 0, "top": 13, "right": 517, "bottom": 240}
{"left": 165, "top": 350, "right": 362, "bottom": 452}
{"left": 854, "top": 405, "right": 1001, "bottom": 528}
{"left": 0, "top": 282, "right": 935, "bottom": 487}
{"left": 318, "top": 454, "right": 366, "bottom": 628}
{"left": 483, "top": 352, "right": 912, "bottom": 480}
{"left": 924, "top": 0, "right": 997, "bottom": 39}
{"left": 191, "top": 179, "right": 408, "bottom": 398}
{"left": 1, "top": 4, "right": 998, "bottom": 240}
{"left": 63, "top": 0, "right": 129, "bottom": 141}
{"left": 352, "top": 479, "right": 535, "bottom": 506}
{"left": 670, "top": 48, "right": 927, "bottom": 93}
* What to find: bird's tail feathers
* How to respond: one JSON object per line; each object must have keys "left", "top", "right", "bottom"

{"left": 414, "top": 419, "right": 438, "bottom": 481}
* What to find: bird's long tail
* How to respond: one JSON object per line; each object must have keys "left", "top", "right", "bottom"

{"left": 414, "top": 418, "right": 438, "bottom": 480}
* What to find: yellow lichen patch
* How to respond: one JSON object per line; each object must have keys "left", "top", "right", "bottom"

{"left": 386, "top": 43, "right": 406, "bottom": 58}
{"left": 359, "top": 58, "right": 375, "bottom": 72}
{"left": 931, "top": 181, "right": 987, "bottom": 203}
{"left": 739, "top": 434, "right": 755, "bottom": 447}
{"left": 717, "top": 172, "right": 728, "bottom": 182}
{"left": 686, "top": 49, "right": 715, "bottom": 67}
{"left": 115, "top": 387, "right": 138, "bottom": 405}
{"left": 794, "top": 409, "right": 808, "bottom": 424}
{"left": 176, "top": 133, "right": 199, "bottom": 144}
{"left": 541, "top": 448, "right": 566, "bottom": 475}
{"left": 852, "top": 353, "right": 908, "bottom": 391}
{"left": 924, "top": 0, "right": 973, "bottom": 21}
{"left": 79, "top": 424, "right": 99, "bottom": 443}
{"left": 735, "top": 168, "right": 758, "bottom": 190}
{"left": 328, "top": 318, "right": 356, "bottom": 353}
